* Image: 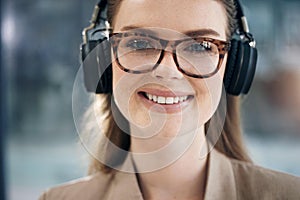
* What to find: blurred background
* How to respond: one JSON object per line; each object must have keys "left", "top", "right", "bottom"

{"left": 1, "top": 0, "right": 300, "bottom": 199}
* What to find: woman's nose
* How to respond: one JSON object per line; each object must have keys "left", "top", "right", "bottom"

{"left": 151, "top": 50, "right": 184, "bottom": 80}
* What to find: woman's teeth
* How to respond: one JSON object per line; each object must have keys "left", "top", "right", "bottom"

{"left": 145, "top": 93, "right": 188, "bottom": 104}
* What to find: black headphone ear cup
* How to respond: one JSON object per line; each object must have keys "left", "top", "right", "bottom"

{"left": 224, "top": 38, "right": 258, "bottom": 95}
{"left": 81, "top": 39, "right": 112, "bottom": 94}
{"left": 228, "top": 40, "right": 245, "bottom": 95}
{"left": 97, "top": 64, "right": 112, "bottom": 93}
{"left": 81, "top": 41, "right": 101, "bottom": 93}
{"left": 96, "top": 39, "right": 112, "bottom": 93}
{"left": 224, "top": 39, "right": 241, "bottom": 94}
{"left": 240, "top": 44, "right": 257, "bottom": 94}
{"left": 230, "top": 42, "right": 251, "bottom": 94}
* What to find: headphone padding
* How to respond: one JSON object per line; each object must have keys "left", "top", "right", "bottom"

{"left": 224, "top": 39, "right": 240, "bottom": 94}
{"left": 81, "top": 41, "right": 101, "bottom": 93}
{"left": 240, "top": 45, "right": 257, "bottom": 94}
{"left": 230, "top": 42, "right": 250, "bottom": 94}
{"left": 96, "top": 39, "right": 112, "bottom": 93}
{"left": 81, "top": 39, "right": 112, "bottom": 93}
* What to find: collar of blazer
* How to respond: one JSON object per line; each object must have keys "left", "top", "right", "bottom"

{"left": 109, "top": 148, "right": 236, "bottom": 200}
{"left": 40, "top": 145, "right": 300, "bottom": 200}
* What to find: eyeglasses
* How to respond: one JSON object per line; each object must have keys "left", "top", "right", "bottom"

{"left": 109, "top": 31, "right": 230, "bottom": 78}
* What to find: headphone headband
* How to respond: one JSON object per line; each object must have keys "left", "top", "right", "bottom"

{"left": 82, "top": 0, "right": 111, "bottom": 44}
{"left": 89, "top": 0, "right": 250, "bottom": 35}
{"left": 86, "top": 0, "right": 255, "bottom": 48}
{"left": 234, "top": 0, "right": 256, "bottom": 49}
{"left": 235, "top": 0, "right": 248, "bottom": 32}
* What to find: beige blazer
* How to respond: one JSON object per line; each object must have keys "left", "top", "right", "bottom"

{"left": 39, "top": 149, "right": 300, "bottom": 200}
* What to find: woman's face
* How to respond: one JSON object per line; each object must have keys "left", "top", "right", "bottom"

{"left": 111, "top": 0, "right": 228, "bottom": 138}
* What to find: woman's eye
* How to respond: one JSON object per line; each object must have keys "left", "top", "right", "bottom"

{"left": 185, "top": 41, "right": 211, "bottom": 53}
{"left": 126, "top": 39, "right": 154, "bottom": 50}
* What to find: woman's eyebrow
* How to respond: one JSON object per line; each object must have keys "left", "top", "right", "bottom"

{"left": 120, "top": 25, "right": 141, "bottom": 31}
{"left": 120, "top": 26, "right": 220, "bottom": 37}
{"left": 184, "top": 29, "right": 221, "bottom": 37}
{"left": 120, "top": 26, "right": 157, "bottom": 35}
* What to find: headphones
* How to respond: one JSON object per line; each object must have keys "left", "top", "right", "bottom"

{"left": 80, "top": 0, "right": 257, "bottom": 96}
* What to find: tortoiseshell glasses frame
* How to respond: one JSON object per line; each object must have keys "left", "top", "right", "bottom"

{"left": 109, "top": 31, "right": 231, "bottom": 78}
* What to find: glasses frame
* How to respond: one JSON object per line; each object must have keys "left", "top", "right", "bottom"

{"left": 109, "top": 31, "right": 231, "bottom": 78}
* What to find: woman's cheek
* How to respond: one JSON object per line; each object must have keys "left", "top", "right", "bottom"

{"left": 112, "top": 63, "right": 123, "bottom": 91}
{"left": 112, "top": 63, "right": 153, "bottom": 129}
{"left": 190, "top": 72, "right": 224, "bottom": 125}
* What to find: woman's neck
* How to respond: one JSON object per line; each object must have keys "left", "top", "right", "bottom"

{"left": 130, "top": 127, "right": 208, "bottom": 200}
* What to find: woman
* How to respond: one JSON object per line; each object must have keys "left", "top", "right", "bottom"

{"left": 40, "top": 0, "right": 300, "bottom": 199}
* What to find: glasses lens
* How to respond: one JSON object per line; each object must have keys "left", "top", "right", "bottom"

{"left": 176, "top": 39, "right": 219, "bottom": 76}
{"left": 116, "top": 35, "right": 162, "bottom": 71}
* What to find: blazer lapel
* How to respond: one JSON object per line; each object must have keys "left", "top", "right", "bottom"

{"left": 204, "top": 149, "right": 237, "bottom": 200}
{"left": 107, "top": 154, "right": 144, "bottom": 200}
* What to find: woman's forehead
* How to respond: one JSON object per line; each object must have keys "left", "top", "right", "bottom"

{"left": 113, "top": 0, "right": 227, "bottom": 39}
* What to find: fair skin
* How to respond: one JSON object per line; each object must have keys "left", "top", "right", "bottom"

{"left": 112, "top": 0, "right": 228, "bottom": 199}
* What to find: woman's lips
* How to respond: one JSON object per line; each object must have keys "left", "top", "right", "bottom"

{"left": 140, "top": 92, "right": 192, "bottom": 104}
{"left": 137, "top": 89, "right": 194, "bottom": 113}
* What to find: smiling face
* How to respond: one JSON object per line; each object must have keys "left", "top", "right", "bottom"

{"left": 111, "top": 0, "right": 228, "bottom": 139}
